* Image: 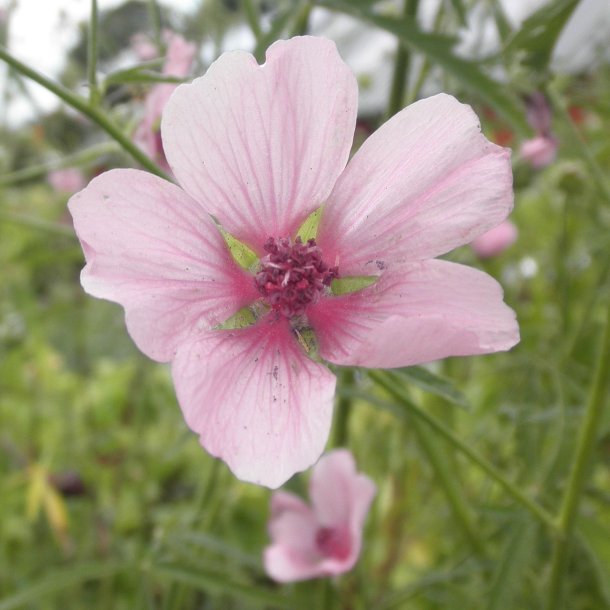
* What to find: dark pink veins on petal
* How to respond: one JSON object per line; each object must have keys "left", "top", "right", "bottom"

{"left": 255, "top": 237, "right": 338, "bottom": 319}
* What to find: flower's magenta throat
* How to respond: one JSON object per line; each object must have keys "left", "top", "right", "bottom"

{"left": 255, "top": 236, "right": 338, "bottom": 319}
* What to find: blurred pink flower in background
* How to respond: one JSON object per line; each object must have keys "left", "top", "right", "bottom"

{"left": 264, "top": 450, "right": 376, "bottom": 582}
{"left": 69, "top": 37, "right": 519, "bottom": 488}
{"left": 471, "top": 220, "right": 518, "bottom": 258}
{"left": 134, "top": 31, "right": 196, "bottom": 172}
{"left": 520, "top": 135, "right": 558, "bottom": 168}
{"left": 130, "top": 33, "right": 158, "bottom": 61}
{"left": 48, "top": 168, "right": 86, "bottom": 193}
{"left": 520, "top": 92, "right": 558, "bottom": 168}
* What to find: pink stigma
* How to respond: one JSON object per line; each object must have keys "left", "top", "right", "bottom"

{"left": 315, "top": 526, "right": 351, "bottom": 560}
{"left": 255, "top": 236, "right": 338, "bottom": 319}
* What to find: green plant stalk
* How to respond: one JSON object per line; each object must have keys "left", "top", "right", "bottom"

{"left": 0, "top": 141, "right": 119, "bottom": 186}
{"left": 369, "top": 370, "right": 558, "bottom": 532}
{"left": 406, "top": 1, "right": 444, "bottom": 104}
{"left": 241, "top": 0, "right": 262, "bottom": 39}
{"left": 548, "top": 84, "right": 610, "bottom": 205}
{"left": 147, "top": 0, "right": 163, "bottom": 51}
{"left": 333, "top": 368, "right": 355, "bottom": 447}
{"left": 545, "top": 304, "right": 610, "bottom": 610}
{"left": 408, "top": 412, "right": 486, "bottom": 555}
{"left": 291, "top": 1, "right": 312, "bottom": 37}
{"left": 386, "top": 0, "right": 420, "bottom": 118}
{"left": 0, "top": 211, "right": 76, "bottom": 237}
{"left": 0, "top": 46, "right": 170, "bottom": 180}
{"left": 87, "top": 0, "right": 100, "bottom": 105}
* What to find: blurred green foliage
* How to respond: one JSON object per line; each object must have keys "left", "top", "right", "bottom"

{"left": 1, "top": 0, "right": 610, "bottom": 608}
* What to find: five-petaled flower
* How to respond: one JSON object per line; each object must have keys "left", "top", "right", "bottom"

{"left": 68, "top": 36, "right": 519, "bottom": 488}
{"left": 264, "top": 449, "right": 376, "bottom": 582}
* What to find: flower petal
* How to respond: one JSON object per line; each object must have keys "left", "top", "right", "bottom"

{"left": 307, "top": 260, "right": 519, "bottom": 368}
{"left": 317, "top": 94, "right": 513, "bottom": 275}
{"left": 162, "top": 36, "right": 358, "bottom": 253}
{"left": 171, "top": 319, "right": 336, "bottom": 488}
{"left": 68, "top": 169, "right": 258, "bottom": 362}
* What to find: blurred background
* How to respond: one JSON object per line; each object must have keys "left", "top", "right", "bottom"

{"left": 1, "top": 0, "right": 609, "bottom": 609}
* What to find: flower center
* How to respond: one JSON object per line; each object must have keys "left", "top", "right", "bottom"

{"left": 315, "top": 526, "right": 351, "bottom": 560}
{"left": 255, "top": 236, "right": 338, "bottom": 319}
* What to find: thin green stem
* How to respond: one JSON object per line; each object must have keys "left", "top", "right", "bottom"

{"left": 0, "top": 46, "right": 170, "bottom": 180}
{"left": 386, "top": 0, "right": 420, "bottom": 118}
{"left": 87, "top": 0, "right": 100, "bottom": 105}
{"left": 0, "top": 211, "right": 75, "bottom": 237}
{"left": 0, "top": 141, "right": 119, "bottom": 187}
{"left": 291, "top": 2, "right": 312, "bottom": 37}
{"left": 369, "top": 370, "right": 558, "bottom": 533}
{"left": 545, "top": 305, "right": 610, "bottom": 610}
{"left": 333, "top": 368, "right": 354, "bottom": 447}
{"left": 241, "top": 0, "right": 262, "bottom": 40}
{"left": 409, "top": 413, "right": 486, "bottom": 555}
{"left": 147, "top": 0, "right": 163, "bottom": 51}
{"left": 548, "top": 84, "right": 610, "bottom": 206}
{"left": 406, "top": 1, "right": 444, "bottom": 104}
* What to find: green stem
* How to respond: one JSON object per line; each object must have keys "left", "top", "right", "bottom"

{"left": 409, "top": 413, "right": 486, "bottom": 555}
{"left": 147, "top": 0, "right": 163, "bottom": 51}
{"left": 406, "top": 1, "right": 444, "bottom": 104}
{"left": 548, "top": 84, "right": 610, "bottom": 206}
{"left": 0, "top": 141, "right": 119, "bottom": 187}
{"left": 333, "top": 368, "right": 354, "bottom": 447}
{"left": 241, "top": 0, "right": 262, "bottom": 40}
{"left": 87, "top": 0, "right": 100, "bottom": 105}
{"left": 0, "top": 211, "right": 75, "bottom": 237}
{"left": 369, "top": 370, "right": 558, "bottom": 533}
{"left": 0, "top": 46, "right": 170, "bottom": 180}
{"left": 386, "top": 0, "right": 420, "bottom": 118}
{"left": 545, "top": 305, "right": 610, "bottom": 610}
{"left": 291, "top": 2, "right": 312, "bottom": 36}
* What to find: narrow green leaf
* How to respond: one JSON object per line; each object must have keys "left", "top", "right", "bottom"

{"left": 448, "top": 0, "right": 467, "bottom": 27}
{"left": 253, "top": 6, "right": 299, "bottom": 63}
{"left": 394, "top": 366, "right": 471, "bottom": 410}
{"left": 317, "top": 0, "right": 528, "bottom": 134}
{"left": 578, "top": 516, "right": 610, "bottom": 605}
{"left": 0, "top": 562, "right": 129, "bottom": 610}
{"left": 503, "top": 0, "right": 581, "bottom": 72}
{"left": 331, "top": 276, "right": 378, "bottom": 296}
{"left": 149, "top": 564, "right": 294, "bottom": 608}
{"left": 105, "top": 68, "right": 185, "bottom": 86}
{"left": 486, "top": 518, "right": 537, "bottom": 610}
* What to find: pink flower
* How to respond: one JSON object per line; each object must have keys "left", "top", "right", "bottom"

{"left": 134, "top": 32, "right": 197, "bottom": 172}
{"left": 520, "top": 92, "right": 558, "bottom": 168}
{"left": 48, "top": 168, "right": 86, "bottom": 193}
{"left": 471, "top": 220, "right": 518, "bottom": 258}
{"left": 520, "top": 135, "right": 558, "bottom": 168}
{"left": 264, "top": 450, "right": 376, "bottom": 582}
{"left": 68, "top": 37, "right": 519, "bottom": 488}
{"left": 131, "top": 33, "right": 158, "bottom": 61}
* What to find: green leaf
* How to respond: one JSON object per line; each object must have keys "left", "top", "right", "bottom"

{"left": 296, "top": 207, "right": 322, "bottom": 242}
{"left": 486, "top": 518, "right": 537, "bottom": 610}
{"left": 394, "top": 366, "right": 471, "bottom": 410}
{"left": 448, "top": 0, "right": 468, "bottom": 27}
{"left": 503, "top": 0, "right": 582, "bottom": 72}
{"left": 578, "top": 516, "right": 610, "bottom": 605}
{"left": 149, "top": 564, "right": 294, "bottom": 608}
{"left": 317, "top": 0, "right": 528, "bottom": 134}
{"left": 104, "top": 68, "right": 186, "bottom": 86}
{"left": 331, "top": 275, "right": 378, "bottom": 296}
{"left": 220, "top": 229, "right": 259, "bottom": 270}
{"left": 0, "top": 562, "right": 129, "bottom": 610}
{"left": 253, "top": 5, "right": 299, "bottom": 63}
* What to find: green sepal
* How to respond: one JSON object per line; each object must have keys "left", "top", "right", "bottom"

{"left": 216, "top": 307, "right": 257, "bottom": 330}
{"left": 331, "top": 275, "right": 378, "bottom": 296}
{"left": 220, "top": 229, "right": 259, "bottom": 271}
{"left": 296, "top": 208, "right": 322, "bottom": 242}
